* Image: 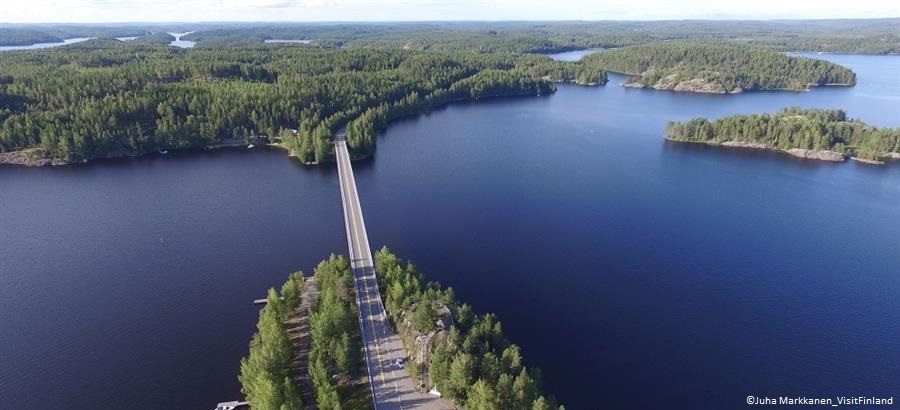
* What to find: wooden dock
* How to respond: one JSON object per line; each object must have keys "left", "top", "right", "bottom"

{"left": 215, "top": 400, "right": 248, "bottom": 410}
{"left": 253, "top": 296, "right": 284, "bottom": 305}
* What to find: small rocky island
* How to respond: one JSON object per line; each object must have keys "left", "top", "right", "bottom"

{"left": 583, "top": 43, "right": 856, "bottom": 94}
{"left": 665, "top": 107, "right": 900, "bottom": 164}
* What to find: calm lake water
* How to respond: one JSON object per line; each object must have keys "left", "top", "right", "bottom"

{"left": 169, "top": 32, "right": 196, "bottom": 49}
{"left": 0, "top": 37, "right": 92, "bottom": 52}
{"left": 263, "top": 39, "right": 313, "bottom": 44}
{"left": 2, "top": 53, "right": 899, "bottom": 410}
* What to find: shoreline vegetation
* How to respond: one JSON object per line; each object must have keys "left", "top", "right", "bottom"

{"left": 665, "top": 107, "right": 900, "bottom": 164}
{"left": 0, "top": 137, "right": 254, "bottom": 167}
{"left": 372, "top": 247, "right": 565, "bottom": 410}
{"left": 241, "top": 249, "right": 565, "bottom": 410}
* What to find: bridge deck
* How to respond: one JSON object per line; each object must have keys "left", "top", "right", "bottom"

{"left": 334, "top": 138, "right": 451, "bottom": 410}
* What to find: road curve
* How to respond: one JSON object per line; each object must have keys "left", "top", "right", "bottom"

{"left": 334, "top": 137, "right": 453, "bottom": 410}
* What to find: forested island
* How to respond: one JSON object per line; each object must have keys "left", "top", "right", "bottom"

{"left": 665, "top": 108, "right": 900, "bottom": 164}
{"left": 583, "top": 44, "right": 856, "bottom": 93}
{"left": 240, "top": 249, "right": 565, "bottom": 410}
{"left": 0, "top": 38, "right": 606, "bottom": 166}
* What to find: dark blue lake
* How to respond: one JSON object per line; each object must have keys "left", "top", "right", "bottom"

{"left": 1, "top": 53, "right": 899, "bottom": 410}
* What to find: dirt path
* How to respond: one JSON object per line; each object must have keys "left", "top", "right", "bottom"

{"left": 284, "top": 277, "right": 319, "bottom": 410}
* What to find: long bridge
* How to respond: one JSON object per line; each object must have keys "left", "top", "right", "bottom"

{"left": 334, "top": 136, "right": 452, "bottom": 410}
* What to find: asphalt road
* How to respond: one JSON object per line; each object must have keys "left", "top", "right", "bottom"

{"left": 334, "top": 138, "right": 454, "bottom": 410}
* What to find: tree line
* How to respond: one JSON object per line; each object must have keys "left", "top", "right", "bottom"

{"left": 238, "top": 272, "right": 305, "bottom": 410}
{"left": 3, "top": 20, "right": 899, "bottom": 53}
{"left": 177, "top": 20, "right": 900, "bottom": 55}
{"left": 0, "top": 39, "right": 598, "bottom": 164}
{"left": 0, "top": 27, "right": 157, "bottom": 47}
{"left": 307, "top": 254, "right": 365, "bottom": 410}
{"left": 582, "top": 43, "right": 856, "bottom": 92}
{"left": 738, "top": 35, "right": 899, "bottom": 55}
{"left": 0, "top": 28, "right": 63, "bottom": 46}
{"left": 374, "top": 247, "right": 566, "bottom": 410}
{"left": 665, "top": 107, "right": 900, "bottom": 161}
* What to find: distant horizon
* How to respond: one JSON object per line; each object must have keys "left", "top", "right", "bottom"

{"left": 3, "top": 17, "right": 900, "bottom": 26}
{"left": 2, "top": 0, "right": 898, "bottom": 24}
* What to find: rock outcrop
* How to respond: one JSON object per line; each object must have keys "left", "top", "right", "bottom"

{"left": 625, "top": 71, "right": 735, "bottom": 94}
{"left": 397, "top": 303, "right": 453, "bottom": 392}
{"left": 720, "top": 141, "right": 770, "bottom": 149}
{"left": 668, "top": 139, "right": 855, "bottom": 164}
{"left": 0, "top": 149, "right": 68, "bottom": 166}
{"left": 786, "top": 148, "right": 846, "bottom": 162}
{"left": 851, "top": 156, "right": 885, "bottom": 165}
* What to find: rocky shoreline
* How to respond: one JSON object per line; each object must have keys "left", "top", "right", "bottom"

{"left": 851, "top": 157, "right": 884, "bottom": 165}
{"left": 667, "top": 138, "right": 900, "bottom": 165}
{"left": 623, "top": 73, "right": 853, "bottom": 94}
{"left": 623, "top": 77, "right": 738, "bottom": 94}
{"left": 785, "top": 148, "right": 845, "bottom": 161}
{"left": 670, "top": 139, "right": 846, "bottom": 161}
{"left": 0, "top": 149, "right": 71, "bottom": 166}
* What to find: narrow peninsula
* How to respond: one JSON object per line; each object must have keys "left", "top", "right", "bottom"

{"left": 665, "top": 107, "right": 900, "bottom": 164}
{"left": 240, "top": 249, "right": 566, "bottom": 410}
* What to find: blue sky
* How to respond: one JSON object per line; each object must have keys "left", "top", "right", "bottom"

{"left": 2, "top": 0, "right": 898, "bottom": 23}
